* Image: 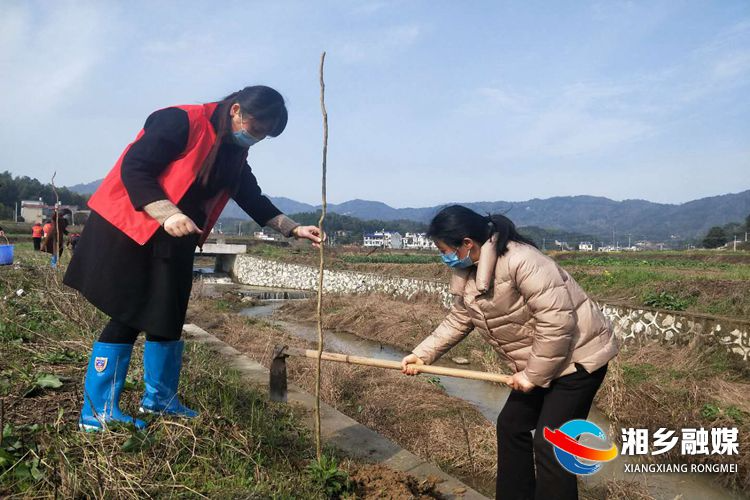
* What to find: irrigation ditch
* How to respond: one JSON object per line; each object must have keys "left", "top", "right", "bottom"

{"left": 188, "top": 268, "right": 748, "bottom": 499}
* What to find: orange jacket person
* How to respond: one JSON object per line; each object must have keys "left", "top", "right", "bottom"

{"left": 31, "top": 222, "right": 44, "bottom": 251}
{"left": 64, "top": 86, "right": 324, "bottom": 431}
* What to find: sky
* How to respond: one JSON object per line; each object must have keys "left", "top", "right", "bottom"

{"left": 1, "top": 0, "right": 749, "bottom": 207}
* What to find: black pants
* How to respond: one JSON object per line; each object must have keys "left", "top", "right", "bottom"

{"left": 33, "top": 237, "right": 41, "bottom": 251}
{"left": 97, "top": 318, "right": 176, "bottom": 344}
{"left": 496, "top": 364, "right": 608, "bottom": 500}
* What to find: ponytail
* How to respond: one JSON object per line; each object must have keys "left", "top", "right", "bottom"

{"left": 427, "top": 205, "right": 537, "bottom": 257}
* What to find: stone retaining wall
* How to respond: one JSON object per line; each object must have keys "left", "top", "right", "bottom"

{"left": 224, "top": 254, "right": 750, "bottom": 362}
{"left": 223, "top": 255, "right": 451, "bottom": 304}
{"left": 602, "top": 304, "right": 749, "bottom": 361}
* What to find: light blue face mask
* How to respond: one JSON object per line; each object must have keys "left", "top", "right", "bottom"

{"left": 441, "top": 247, "right": 474, "bottom": 269}
{"left": 233, "top": 129, "right": 262, "bottom": 148}
{"left": 232, "top": 112, "right": 264, "bottom": 148}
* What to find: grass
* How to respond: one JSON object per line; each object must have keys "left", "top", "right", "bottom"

{"left": 0, "top": 244, "right": 344, "bottom": 498}
{"left": 340, "top": 253, "right": 441, "bottom": 264}
{"left": 238, "top": 244, "right": 750, "bottom": 318}
{"left": 567, "top": 264, "right": 750, "bottom": 318}
{"left": 596, "top": 342, "right": 750, "bottom": 493}
{"left": 274, "top": 291, "right": 750, "bottom": 496}
{"left": 557, "top": 254, "right": 748, "bottom": 270}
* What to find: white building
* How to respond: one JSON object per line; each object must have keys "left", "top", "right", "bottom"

{"left": 21, "top": 200, "right": 44, "bottom": 223}
{"left": 578, "top": 242, "right": 594, "bottom": 252}
{"left": 20, "top": 200, "right": 78, "bottom": 223}
{"left": 554, "top": 240, "right": 573, "bottom": 251}
{"left": 253, "top": 231, "right": 276, "bottom": 241}
{"left": 363, "top": 230, "right": 402, "bottom": 249}
{"left": 402, "top": 232, "right": 436, "bottom": 250}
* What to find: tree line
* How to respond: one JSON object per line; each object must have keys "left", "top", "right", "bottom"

{"left": 0, "top": 171, "right": 89, "bottom": 220}
{"left": 702, "top": 214, "right": 750, "bottom": 248}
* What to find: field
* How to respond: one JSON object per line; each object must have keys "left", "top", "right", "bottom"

{"left": 273, "top": 292, "right": 750, "bottom": 495}
{"left": 7, "top": 219, "right": 748, "bottom": 319}
{"left": 3, "top": 230, "right": 749, "bottom": 498}
{"left": 0, "top": 244, "right": 449, "bottom": 498}
{"left": 241, "top": 243, "right": 750, "bottom": 319}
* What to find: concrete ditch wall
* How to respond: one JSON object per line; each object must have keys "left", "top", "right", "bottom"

{"left": 223, "top": 254, "right": 750, "bottom": 362}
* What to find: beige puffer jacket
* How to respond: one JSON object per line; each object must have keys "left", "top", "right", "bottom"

{"left": 412, "top": 238, "right": 618, "bottom": 388}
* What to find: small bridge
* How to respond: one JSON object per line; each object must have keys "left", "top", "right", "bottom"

{"left": 195, "top": 242, "right": 247, "bottom": 272}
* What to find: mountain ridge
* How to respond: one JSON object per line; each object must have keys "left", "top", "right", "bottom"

{"left": 67, "top": 179, "right": 749, "bottom": 241}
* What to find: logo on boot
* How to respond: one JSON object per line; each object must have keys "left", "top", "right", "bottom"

{"left": 94, "top": 357, "right": 108, "bottom": 372}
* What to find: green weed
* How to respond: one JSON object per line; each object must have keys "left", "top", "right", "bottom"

{"left": 642, "top": 291, "right": 693, "bottom": 311}
{"left": 701, "top": 403, "right": 747, "bottom": 424}
{"left": 701, "top": 403, "right": 721, "bottom": 419}
{"left": 0, "top": 423, "right": 45, "bottom": 487}
{"left": 425, "top": 376, "right": 446, "bottom": 390}
{"left": 306, "top": 454, "right": 354, "bottom": 498}
{"left": 620, "top": 363, "right": 657, "bottom": 385}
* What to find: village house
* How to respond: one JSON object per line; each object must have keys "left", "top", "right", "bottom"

{"left": 363, "top": 230, "right": 402, "bottom": 249}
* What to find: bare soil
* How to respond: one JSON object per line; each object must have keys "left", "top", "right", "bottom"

{"left": 345, "top": 462, "right": 447, "bottom": 499}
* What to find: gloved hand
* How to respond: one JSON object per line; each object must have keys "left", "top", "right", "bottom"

{"left": 163, "top": 213, "right": 203, "bottom": 237}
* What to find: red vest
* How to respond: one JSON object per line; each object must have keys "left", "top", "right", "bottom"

{"left": 88, "top": 103, "right": 230, "bottom": 246}
{"left": 32, "top": 225, "right": 43, "bottom": 238}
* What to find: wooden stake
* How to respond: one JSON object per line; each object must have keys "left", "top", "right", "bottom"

{"left": 51, "top": 172, "right": 61, "bottom": 266}
{"left": 315, "top": 50, "right": 329, "bottom": 461}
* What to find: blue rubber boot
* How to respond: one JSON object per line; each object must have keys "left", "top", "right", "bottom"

{"left": 79, "top": 342, "right": 146, "bottom": 431}
{"left": 139, "top": 340, "right": 198, "bottom": 418}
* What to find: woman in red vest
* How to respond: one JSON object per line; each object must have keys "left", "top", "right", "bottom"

{"left": 64, "top": 86, "right": 323, "bottom": 431}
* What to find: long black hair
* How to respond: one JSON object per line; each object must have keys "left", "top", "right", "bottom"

{"left": 199, "top": 85, "right": 288, "bottom": 185}
{"left": 427, "top": 205, "right": 537, "bottom": 257}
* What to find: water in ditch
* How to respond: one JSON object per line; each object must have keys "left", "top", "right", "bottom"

{"left": 237, "top": 296, "right": 741, "bottom": 500}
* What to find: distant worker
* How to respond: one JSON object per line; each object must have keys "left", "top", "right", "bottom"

{"left": 42, "top": 220, "right": 53, "bottom": 239}
{"left": 31, "top": 222, "right": 44, "bottom": 251}
{"left": 64, "top": 85, "right": 325, "bottom": 432}
{"left": 401, "top": 205, "right": 619, "bottom": 500}
{"left": 67, "top": 232, "right": 81, "bottom": 255}
{"left": 41, "top": 211, "right": 68, "bottom": 266}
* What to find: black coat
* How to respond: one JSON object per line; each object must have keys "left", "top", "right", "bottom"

{"left": 64, "top": 106, "right": 284, "bottom": 338}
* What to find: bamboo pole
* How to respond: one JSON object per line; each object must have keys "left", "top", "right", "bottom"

{"left": 314, "top": 50, "right": 329, "bottom": 461}
{"left": 284, "top": 347, "right": 512, "bottom": 384}
{"left": 51, "top": 171, "right": 61, "bottom": 265}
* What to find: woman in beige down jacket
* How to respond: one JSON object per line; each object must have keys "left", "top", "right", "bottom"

{"left": 401, "top": 205, "right": 618, "bottom": 500}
